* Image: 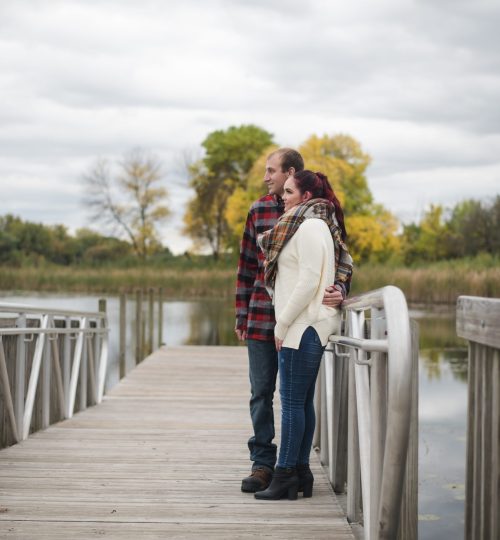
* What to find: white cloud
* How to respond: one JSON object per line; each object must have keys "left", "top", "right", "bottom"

{"left": 1, "top": 0, "right": 499, "bottom": 253}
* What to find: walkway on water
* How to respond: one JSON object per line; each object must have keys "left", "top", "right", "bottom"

{"left": 0, "top": 346, "right": 355, "bottom": 539}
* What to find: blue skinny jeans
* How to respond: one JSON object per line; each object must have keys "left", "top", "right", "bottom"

{"left": 277, "top": 326, "right": 324, "bottom": 469}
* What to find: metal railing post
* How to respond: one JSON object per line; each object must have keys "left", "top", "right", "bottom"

{"left": 0, "top": 302, "right": 110, "bottom": 448}
{"left": 316, "top": 286, "right": 415, "bottom": 539}
{"left": 15, "top": 313, "right": 26, "bottom": 439}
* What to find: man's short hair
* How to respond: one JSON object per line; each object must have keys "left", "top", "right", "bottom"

{"left": 268, "top": 148, "right": 304, "bottom": 173}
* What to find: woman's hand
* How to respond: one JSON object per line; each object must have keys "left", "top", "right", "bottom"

{"left": 322, "top": 285, "right": 343, "bottom": 307}
{"left": 275, "top": 336, "right": 283, "bottom": 352}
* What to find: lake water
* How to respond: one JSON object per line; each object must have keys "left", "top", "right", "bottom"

{"left": 0, "top": 292, "right": 468, "bottom": 540}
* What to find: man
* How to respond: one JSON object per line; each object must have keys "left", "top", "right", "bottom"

{"left": 235, "top": 148, "right": 352, "bottom": 493}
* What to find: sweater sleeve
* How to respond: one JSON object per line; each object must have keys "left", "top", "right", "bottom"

{"left": 274, "top": 220, "right": 327, "bottom": 340}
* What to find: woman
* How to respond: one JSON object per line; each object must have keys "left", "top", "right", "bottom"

{"left": 255, "top": 170, "right": 347, "bottom": 501}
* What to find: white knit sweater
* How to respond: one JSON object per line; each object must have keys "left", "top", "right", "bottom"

{"left": 273, "top": 218, "right": 341, "bottom": 349}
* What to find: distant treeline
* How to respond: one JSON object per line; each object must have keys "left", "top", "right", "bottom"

{"left": 1, "top": 195, "right": 499, "bottom": 269}
{"left": 400, "top": 197, "right": 500, "bottom": 264}
{"left": 0, "top": 215, "right": 172, "bottom": 267}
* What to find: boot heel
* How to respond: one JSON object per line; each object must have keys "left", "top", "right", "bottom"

{"left": 287, "top": 485, "right": 298, "bottom": 500}
{"left": 302, "top": 479, "right": 313, "bottom": 498}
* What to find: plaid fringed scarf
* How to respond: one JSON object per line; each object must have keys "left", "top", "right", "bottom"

{"left": 257, "top": 198, "right": 354, "bottom": 294}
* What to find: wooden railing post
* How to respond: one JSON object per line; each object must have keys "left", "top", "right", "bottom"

{"left": 457, "top": 296, "right": 500, "bottom": 540}
{"left": 148, "top": 288, "right": 154, "bottom": 356}
{"left": 119, "top": 293, "right": 126, "bottom": 379}
{"left": 158, "top": 287, "right": 164, "bottom": 347}
{"left": 135, "top": 289, "right": 143, "bottom": 365}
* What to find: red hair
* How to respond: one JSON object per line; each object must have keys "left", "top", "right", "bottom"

{"left": 292, "top": 170, "right": 347, "bottom": 240}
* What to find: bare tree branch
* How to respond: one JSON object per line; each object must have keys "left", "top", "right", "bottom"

{"left": 82, "top": 149, "right": 170, "bottom": 260}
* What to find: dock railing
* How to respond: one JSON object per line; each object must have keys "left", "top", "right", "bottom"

{"left": 314, "top": 285, "right": 418, "bottom": 540}
{"left": 0, "top": 302, "right": 108, "bottom": 448}
{"left": 457, "top": 296, "right": 499, "bottom": 540}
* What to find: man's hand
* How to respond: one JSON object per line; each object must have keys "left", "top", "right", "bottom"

{"left": 235, "top": 328, "right": 247, "bottom": 341}
{"left": 275, "top": 336, "right": 283, "bottom": 352}
{"left": 322, "top": 286, "right": 343, "bottom": 308}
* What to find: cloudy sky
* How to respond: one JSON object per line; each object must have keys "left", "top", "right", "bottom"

{"left": 1, "top": 0, "right": 499, "bottom": 253}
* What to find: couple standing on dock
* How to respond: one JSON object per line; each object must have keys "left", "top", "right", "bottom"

{"left": 235, "top": 148, "right": 353, "bottom": 500}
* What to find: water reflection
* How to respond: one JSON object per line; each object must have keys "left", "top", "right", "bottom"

{"left": 413, "top": 307, "right": 468, "bottom": 540}
{"left": 410, "top": 309, "right": 466, "bottom": 350}
{"left": 184, "top": 299, "right": 240, "bottom": 346}
{"left": 421, "top": 349, "right": 468, "bottom": 383}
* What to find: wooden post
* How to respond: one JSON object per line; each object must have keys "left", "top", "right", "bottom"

{"left": 135, "top": 289, "right": 143, "bottom": 365}
{"left": 458, "top": 296, "right": 500, "bottom": 540}
{"left": 148, "top": 288, "right": 154, "bottom": 356}
{"left": 141, "top": 313, "right": 146, "bottom": 362}
{"left": 119, "top": 293, "right": 126, "bottom": 379}
{"left": 158, "top": 287, "right": 164, "bottom": 347}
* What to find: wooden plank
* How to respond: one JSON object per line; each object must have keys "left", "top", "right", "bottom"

{"left": 0, "top": 521, "right": 355, "bottom": 540}
{"left": 457, "top": 296, "right": 500, "bottom": 349}
{"left": 0, "top": 346, "right": 355, "bottom": 539}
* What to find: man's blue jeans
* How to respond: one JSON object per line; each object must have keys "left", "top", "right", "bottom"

{"left": 277, "top": 326, "right": 324, "bottom": 469}
{"left": 247, "top": 339, "right": 279, "bottom": 471}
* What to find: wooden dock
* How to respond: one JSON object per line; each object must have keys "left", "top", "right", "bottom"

{"left": 0, "top": 346, "right": 355, "bottom": 539}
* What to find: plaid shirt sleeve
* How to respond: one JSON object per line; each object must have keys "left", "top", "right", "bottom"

{"left": 235, "top": 209, "right": 258, "bottom": 332}
{"left": 334, "top": 266, "right": 352, "bottom": 298}
{"left": 333, "top": 240, "right": 354, "bottom": 299}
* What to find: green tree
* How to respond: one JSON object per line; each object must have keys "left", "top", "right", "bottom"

{"left": 402, "top": 205, "right": 447, "bottom": 264}
{"left": 183, "top": 125, "right": 273, "bottom": 259}
{"left": 73, "top": 228, "right": 133, "bottom": 266}
{"left": 83, "top": 148, "right": 170, "bottom": 261}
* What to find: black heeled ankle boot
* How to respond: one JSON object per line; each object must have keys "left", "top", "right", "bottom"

{"left": 254, "top": 467, "right": 299, "bottom": 501}
{"left": 297, "top": 463, "right": 314, "bottom": 498}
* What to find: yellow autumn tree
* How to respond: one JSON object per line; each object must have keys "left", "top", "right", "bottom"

{"left": 346, "top": 206, "right": 401, "bottom": 263}
{"left": 224, "top": 132, "right": 401, "bottom": 264}
{"left": 299, "top": 134, "right": 373, "bottom": 214}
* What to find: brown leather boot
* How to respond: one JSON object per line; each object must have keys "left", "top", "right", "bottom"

{"left": 241, "top": 467, "right": 273, "bottom": 493}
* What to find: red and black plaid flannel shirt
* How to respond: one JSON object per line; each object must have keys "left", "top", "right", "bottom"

{"left": 235, "top": 194, "right": 352, "bottom": 342}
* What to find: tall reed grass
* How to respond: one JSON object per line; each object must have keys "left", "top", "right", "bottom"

{"left": 351, "top": 261, "right": 500, "bottom": 304}
{"left": 0, "top": 257, "right": 498, "bottom": 305}
{"left": 0, "top": 266, "right": 236, "bottom": 298}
